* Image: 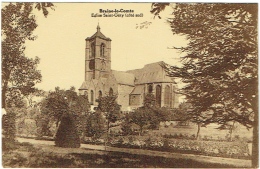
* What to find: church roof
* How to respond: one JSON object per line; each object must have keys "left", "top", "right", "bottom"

{"left": 86, "top": 24, "right": 111, "bottom": 41}
{"left": 130, "top": 85, "right": 144, "bottom": 95}
{"left": 79, "top": 81, "right": 91, "bottom": 90}
{"left": 126, "top": 61, "right": 176, "bottom": 85}
{"left": 112, "top": 70, "right": 135, "bottom": 86}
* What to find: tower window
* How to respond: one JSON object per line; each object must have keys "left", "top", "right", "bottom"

{"left": 90, "top": 90, "right": 94, "bottom": 104}
{"left": 91, "top": 43, "right": 95, "bottom": 58}
{"left": 100, "top": 43, "right": 105, "bottom": 57}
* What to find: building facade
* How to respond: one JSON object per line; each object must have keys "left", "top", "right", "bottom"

{"left": 79, "top": 25, "right": 179, "bottom": 111}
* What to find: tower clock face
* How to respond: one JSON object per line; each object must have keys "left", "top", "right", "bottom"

{"left": 89, "top": 60, "right": 95, "bottom": 70}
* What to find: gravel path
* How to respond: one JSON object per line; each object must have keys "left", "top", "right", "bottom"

{"left": 17, "top": 137, "right": 251, "bottom": 167}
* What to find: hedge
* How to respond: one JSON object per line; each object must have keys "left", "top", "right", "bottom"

{"left": 108, "top": 136, "right": 250, "bottom": 159}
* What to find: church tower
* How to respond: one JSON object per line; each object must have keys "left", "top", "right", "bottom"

{"left": 85, "top": 24, "right": 111, "bottom": 81}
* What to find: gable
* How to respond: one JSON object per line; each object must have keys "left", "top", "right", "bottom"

{"left": 126, "top": 61, "right": 176, "bottom": 84}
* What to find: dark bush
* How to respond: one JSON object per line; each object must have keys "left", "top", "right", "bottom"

{"left": 55, "top": 113, "right": 80, "bottom": 148}
{"left": 2, "top": 111, "right": 16, "bottom": 151}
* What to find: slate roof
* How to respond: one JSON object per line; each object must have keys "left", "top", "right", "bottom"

{"left": 112, "top": 70, "right": 135, "bottom": 86}
{"left": 126, "top": 61, "right": 176, "bottom": 85}
{"left": 86, "top": 25, "right": 111, "bottom": 41}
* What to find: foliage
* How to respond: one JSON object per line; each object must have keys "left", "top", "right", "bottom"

{"left": 161, "top": 2, "right": 257, "bottom": 130}
{"left": 2, "top": 111, "right": 16, "bottom": 151}
{"left": 2, "top": 2, "right": 54, "bottom": 109}
{"left": 121, "top": 113, "right": 133, "bottom": 136}
{"left": 149, "top": 107, "right": 173, "bottom": 129}
{"left": 143, "top": 93, "right": 157, "bottom": 108}
{"left": 128, "top": 108, "right": 151, "bottom": 135}
{"left": 1, "top": 2, "right": 54, "bottom": 153}
{"left": 55, "top": 113, "right": 80, "bottom": 148}
{"left": 85, "top": 110, "right": 106, "bottom": 139}
{"left": 108, "top": 135, "right": 250, "bottom": 159}
{"left": 96, "top": 95, "right": 121, "bottom": 124}
{"left": 127, "top": 94, "right": 173, "bottom": 134}
{"left": 150, "top": 3, "right": 170, "bottom": 19}
{"left": 41, "top": 87, "right": 90, "bottom": 133}
{"left": 35, "top": 113, "right": 55, "bottom": 137}
{"left": 151, "top": 3, "right": 257, "bottom": 166}
{"left": 173, "top": 102, "right": 192, "bottom": 121}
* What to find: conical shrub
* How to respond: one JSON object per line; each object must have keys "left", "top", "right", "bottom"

{"left": 55, "top": 113, "right": 80, "bottom": 148}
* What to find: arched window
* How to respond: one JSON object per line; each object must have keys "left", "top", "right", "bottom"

{"left": 100, "top": 43, "right": 105, "bottom": 57}
{"left": 98, "top": 90, "right": 102, "bottom": 98}
{"left": 164, "top": 85, "right": 171, "bottom": 107}
{"left": 148, "top": 84, "right": 153, "bottom": 93}
{"left": 156, "top": 85, "right": 161, "bottom": 107}
{"left": 91, "top": 43, "right": 95, "bottom": 58}
{"left": 90, "top": 90, "right": 94, "bottom": 104}
{"left": 109, "top": 88, "right": 113, "bottom": 96}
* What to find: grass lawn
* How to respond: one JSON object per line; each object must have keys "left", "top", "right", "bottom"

{"left": 3, "top": 142, "right": 248, "bottom": 168}
{"left": 151, "top": 123, "right": 253, "bottom": 141}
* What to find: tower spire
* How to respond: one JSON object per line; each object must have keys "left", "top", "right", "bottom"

{"left": 97, "top": 22, "right": 100, "bottom": 32}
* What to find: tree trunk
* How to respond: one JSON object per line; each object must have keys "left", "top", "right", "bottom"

{"left": 2, "top": 80, "right": 8, "bottom": 109}
{"left": 53, "top": 121, "right": 61, "bottom": 138}
{"left": 229, "top": 121, "right": 235, "bottom": 141}
{"left": 252, "top": 96, "right": 258, "bottom": 168}
{"left": 196, "top": 123, "right": 201, "bottom": 140}
{"left": 105, "top": 121, "right": 110, "bottom": 151}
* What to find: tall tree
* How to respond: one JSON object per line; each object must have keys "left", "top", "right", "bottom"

{"left": 2, "top": 2, "right": 54, "bottom": 109}
{"left": 2, "top": 3, "right": 54, "bottom": 150}
{"left": 41, "top": 87, "right": 90, "bottom": 138}
{"left": 151, "top": 3, "right": 258, "bottom": 167}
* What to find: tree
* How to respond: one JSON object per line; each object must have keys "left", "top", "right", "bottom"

{"left": 129, "top": 108, "right": 151, "bottom": 135}
{"left": 2, "top": 3, "right": 54, "bottom": 150}
{"left": 128, "top": 94, "right": 172, "bottom": 134}
{"left": 121, "top": 113, "right": 133, "bottom": 136}
{"left": 96, "top": 95, "right": 121, "bottom": 146}
{"left": 217, "top": 121, "right": 238, "bottom": 141}
{"left": 149, "top": 107, "right": 172, "bottom": 130}
{"left": 54, "top": 113, "right": 80, "bottom": 148}
{"left": 151, "top": 3, "right": 258, "bottom": 166}
{"left": 41, "top": 87, "right": 90, "bottom": 145}
{"left": 85, "top": 110, "right": 106, "bottom": 139}
{"left": 2, "top": 2, "right": 54, "bottom": 109}
{"left": 143, "top": 93, "right": 172, "bottom": 130}
{"left": 173, "top": 102, "right": 192, "bottom": 122}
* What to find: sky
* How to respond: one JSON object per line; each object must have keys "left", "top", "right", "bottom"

{"left": 18, "top": 3, "right": 188, "bottom": 92}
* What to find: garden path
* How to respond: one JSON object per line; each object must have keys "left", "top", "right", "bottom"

{"left": 17, "top": 137, "right": 251, "bottom": 167}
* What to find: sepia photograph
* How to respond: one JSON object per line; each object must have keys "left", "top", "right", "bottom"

{"left": 1, "top": 2, "right": 258, "bottom": 168}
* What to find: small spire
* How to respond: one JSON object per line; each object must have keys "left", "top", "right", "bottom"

{"left": 97, "top": 22, "right": 100, "bottom": 32}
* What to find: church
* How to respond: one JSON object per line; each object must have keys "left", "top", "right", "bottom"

{"left": 79, "top": 25, "right": 179, "bottom": 111}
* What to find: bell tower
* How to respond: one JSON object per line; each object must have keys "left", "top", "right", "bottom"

{"left": 85, "top": 24, "right": 111, "bottom": 81}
